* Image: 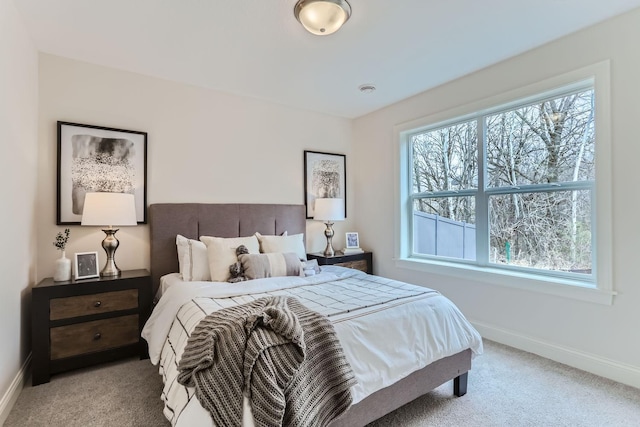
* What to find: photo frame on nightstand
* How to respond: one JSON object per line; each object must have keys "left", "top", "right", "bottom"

{"left": 75, "top": 251, "right": 99, "bottom": 280}
{"left": 346, "top": 232, "right": 360, "bottom": 249}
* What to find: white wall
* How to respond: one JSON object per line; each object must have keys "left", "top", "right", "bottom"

{"left": 0, "top": 0, "right": 39, "bottom": 421}
{"left": 37, "top": 54, "right": 355, "bottom": 278}
{"left": 353, "top": 9, "right": 640, "bottom": 386}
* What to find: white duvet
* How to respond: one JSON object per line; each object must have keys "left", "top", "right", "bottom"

{"left": 142, "top": 266, "right": 483, "bottom": 426}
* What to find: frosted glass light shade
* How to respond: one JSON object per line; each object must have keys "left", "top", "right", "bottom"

{"left": 81, "top": 192, "right": 137, "bottom": 227}
{"left": 314, "top": 198, "right": 345, "bottom": 221}
{"left": 294, "top": 0, "right": 351, "bottom": 35}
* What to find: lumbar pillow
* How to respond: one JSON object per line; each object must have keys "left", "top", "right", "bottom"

{"left": 255, "top": 232, "right": 307, "bottom": 261}
{"left": 200, "top": 235, "right": 260, "bottom": 282}
{"left": 176, "top": 235, "right": 211, "bottom": 281}
{"left": 238, "top": 252, "right": 304, "bottom": 280}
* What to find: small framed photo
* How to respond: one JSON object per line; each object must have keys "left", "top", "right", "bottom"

{"left": 75, "top": 251, "right": 100, "bottom": 280}
{"left": 345, "top": 232, "right": 360, "bottom": 249}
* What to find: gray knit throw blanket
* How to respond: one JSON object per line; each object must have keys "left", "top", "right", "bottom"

{"left": 177, "top": 296, "right": 356, "bottom": 427}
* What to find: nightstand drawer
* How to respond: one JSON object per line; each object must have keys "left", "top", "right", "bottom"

{"left": 50, "top": 314, "right": 139, "bottom": 360}
{"left": 335, "top": 259, "right": 368, "bottom": 272}
{"left": 50, "top": 289, "right": 138, "bottom": 321}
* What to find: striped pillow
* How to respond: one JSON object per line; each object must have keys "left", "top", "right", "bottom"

{"left": 176, "top": 235, "right": 210, "bottom": 281}
{"left": 238, "top": 252, "right": 303, "bottom": 280}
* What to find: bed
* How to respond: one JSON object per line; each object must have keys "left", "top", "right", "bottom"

{"left": 142, "top": 203, "right": 483, "bottom": 427}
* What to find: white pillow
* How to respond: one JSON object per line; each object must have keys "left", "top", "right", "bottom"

{"left": 176, "top": 235, "right": 211, "bottom": 281}
{"left": 200, "top": 235, "right": 260, "bottom": 282}
{"left": 255, "top": 232, "right": 307, "bottom": 261}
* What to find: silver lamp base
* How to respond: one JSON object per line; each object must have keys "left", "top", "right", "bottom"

{"left": 323, "top": 221, "right": 335, "bottom": 257}
{"left": 100, "top": 229, "right": 121, "bottom": 277}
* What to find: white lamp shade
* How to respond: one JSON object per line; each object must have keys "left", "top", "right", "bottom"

{"left": 314, "top": 198, "right": 345, "bottom": 221}
{"left": 81, "top": 192, "right": 137, "bottom": 227}
{"left": 294, "top": 0, "right": 351, "bottom": 35}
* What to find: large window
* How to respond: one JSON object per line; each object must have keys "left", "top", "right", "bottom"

{"left": 406, "top": 83, "right": 597, "bottom": 282}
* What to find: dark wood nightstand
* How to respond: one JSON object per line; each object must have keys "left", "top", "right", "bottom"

{"left": 31, "top": 269, "right": 152, "bottom": 386}
{"left": 307, "top": 251, "right": 373, "bottom": 274}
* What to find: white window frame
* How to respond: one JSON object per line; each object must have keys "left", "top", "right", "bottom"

{"left": 394, "top": 61, "right": 615, "bottom": 305}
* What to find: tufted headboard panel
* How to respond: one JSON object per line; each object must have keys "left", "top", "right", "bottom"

{"left": 148, "top": 203, "right": 306, "bottom": 295}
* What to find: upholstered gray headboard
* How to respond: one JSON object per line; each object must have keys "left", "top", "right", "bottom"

{"left": 148, "top": 203, "right": 306, "bottom": 295}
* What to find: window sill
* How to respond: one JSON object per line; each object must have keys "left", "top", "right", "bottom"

{"left": 395, "top": 257, "right": 616, "bottom": 305}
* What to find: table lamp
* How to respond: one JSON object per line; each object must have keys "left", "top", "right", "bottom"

{"left": 81, "top": 192, "right": 137, "bottom": 277}
{"left": 314, "top": 198, "right": 345, "bottom": 256}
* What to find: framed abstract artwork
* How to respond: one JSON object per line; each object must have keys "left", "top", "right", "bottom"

{"left": 57, "top": 121, "right": 147, "bottom": 225}
{"left": 304, "top": 150, "right": 346, "bottom": 219}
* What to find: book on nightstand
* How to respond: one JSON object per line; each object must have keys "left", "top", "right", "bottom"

{"left": 341, "top": 247, "right": 364, "bottom": 254}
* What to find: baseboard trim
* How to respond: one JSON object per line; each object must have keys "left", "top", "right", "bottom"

{"left": 0, "top": 353, "right": 31, "bottom": 425}
{"left": 471, "top": 320, "right": 640, "bottom": 389}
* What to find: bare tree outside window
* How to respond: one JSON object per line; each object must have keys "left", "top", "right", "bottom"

{"left": 410, "top": 87, "right": 595, "bottom": 276}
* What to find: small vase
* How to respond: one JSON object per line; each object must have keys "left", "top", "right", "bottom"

{"left": 54, "top": 250, "right": 72, "bottom": 282}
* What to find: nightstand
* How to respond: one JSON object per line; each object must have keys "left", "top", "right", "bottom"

{"left": 307, "top": 251, "right": 373, "bottom": 274}
{"left": 31, "top": 269, "right": 152, "bottom": 386}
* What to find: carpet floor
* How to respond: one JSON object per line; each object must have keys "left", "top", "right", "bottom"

{"left": 5, "top": 340, "right": 640, "bottom": 426}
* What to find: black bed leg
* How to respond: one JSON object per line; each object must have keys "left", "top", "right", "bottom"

{"left": 453, "top": 372, "right": 468, "bottom": 397}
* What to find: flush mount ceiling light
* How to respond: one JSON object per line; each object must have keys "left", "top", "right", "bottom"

{"left": 294, "top": 0, "right": 352, "bottom": 36}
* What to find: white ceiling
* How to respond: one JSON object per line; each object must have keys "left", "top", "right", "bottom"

{"left": 14, "top": 0, "right": 640, "bottom": 118}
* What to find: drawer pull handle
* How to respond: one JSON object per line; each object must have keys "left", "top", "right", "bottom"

{"left": 94, "top": 301, "right": 102, "bottom": 308}
{"left": 94, "top": 333, "right": 102, "bottom": 340}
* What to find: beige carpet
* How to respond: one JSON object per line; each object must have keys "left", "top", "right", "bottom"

{"left": 5, "top": 340, "right": 640, "bottom": 426}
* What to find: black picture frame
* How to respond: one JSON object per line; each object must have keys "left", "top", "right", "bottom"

{"left": 74, "top": 251, "right": 100, "bottom": 280}
{"left": 57, "top": 121, "right": 147, "bottom": 225}
{"left": 303, "top": 150, "right": 347, "bottom": 219}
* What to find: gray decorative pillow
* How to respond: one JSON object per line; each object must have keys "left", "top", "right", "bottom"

{"left": 238, "top": 252, "right": 303, "bottom": 280}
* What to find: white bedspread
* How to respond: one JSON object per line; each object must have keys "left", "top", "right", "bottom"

{"left": 142, "top": 266, "right": 483, "bottom": 426}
